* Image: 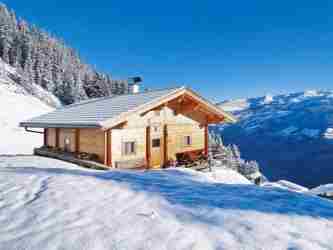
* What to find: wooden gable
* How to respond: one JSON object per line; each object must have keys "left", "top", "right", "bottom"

{"left": 100, "top": 88, "right": 236, "bottom": 130}
{"left": 139, "top": 88, "right": 237, "bottom": 126}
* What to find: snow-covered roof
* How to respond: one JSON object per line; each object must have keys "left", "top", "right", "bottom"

{"left": 20, "top": 87, "right": 236, "bottom": 129}
{"left": 20, "top": 87, "right": 180, "bottom": 128}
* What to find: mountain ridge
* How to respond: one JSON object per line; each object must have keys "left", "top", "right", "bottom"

{"left": 215, "top": 89, "right": 333, "bottom": 187}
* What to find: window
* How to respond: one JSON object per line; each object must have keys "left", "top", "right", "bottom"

{"left": 152, "top": 138, "right": 161, "bottom": 148}
{"left": 184, "top": 136, "right": 192, "bottom": 146}
{"left": 123, "top": 141, "right": 136, "bottom": 155}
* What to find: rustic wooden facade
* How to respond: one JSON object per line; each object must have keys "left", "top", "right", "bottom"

{"left": 21, "top": 87, "right": 236, "bottom": 169}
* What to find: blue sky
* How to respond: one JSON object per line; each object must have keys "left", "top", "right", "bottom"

{"left": 4, "top": 0, "right": 333, "bottom": 101}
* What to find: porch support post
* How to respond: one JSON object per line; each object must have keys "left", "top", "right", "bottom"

{"left": 55, "top": 128, "right": 60, "bottom": 148}
{"left": 163, "top": 124, "right": 168, "bottom": 167}
{"left": 75, "top": 129, "right": 80, "bottom": 155}
{"left": 146, "top": 126, "right": 151, "bottom": 169}
{"left": 204, "top": 124, "right": 209, "bottom": 156}
{"left": 107, "top": 130, "right": 112, "bottom": 166}
{"left": 104, "top": 129, "right": 112, "bottom": 167}
{"left": 43, "top": 128, "right": 48, "bottom": 146}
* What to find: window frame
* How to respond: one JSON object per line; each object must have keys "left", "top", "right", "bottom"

{"left": 152, "top": 138, "right": 161, "bottom": 148}
{"left": 122, "top": 141, "right": 137, "bottom": 156}
{"left": 184, "top": 135, "right": 192, "bottom": 146}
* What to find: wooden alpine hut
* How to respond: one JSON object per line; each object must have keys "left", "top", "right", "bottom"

{"left": 20, "top": 87, "right": 236, "bottom": 169}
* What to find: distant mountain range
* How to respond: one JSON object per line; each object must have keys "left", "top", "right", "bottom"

{"left": 215, "top": 90, "right": 333, "bottom": 188}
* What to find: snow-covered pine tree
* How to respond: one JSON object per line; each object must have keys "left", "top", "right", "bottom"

{"left": 231, "top": 144, "right": 241, "bottom": 160}
{"left": 239, "top": 160, "right": 259, "bottom": 176}
{"left": 0, "top": 3, "right": 128, "bottom": 106}
{"left": 0, "top": 4, "right": 14, "bottom": 64}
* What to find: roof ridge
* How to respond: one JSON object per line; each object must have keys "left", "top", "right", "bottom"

{"left": 20, "top": 85, "right": 237, "bottom": 129}
{"left": 63, "top": 86, "right": 184, "bottom": 110}
{"left": 63, "top": 95, "right": 114, "bottom": 109}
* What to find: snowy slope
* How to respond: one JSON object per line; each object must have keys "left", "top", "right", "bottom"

{"left": 0, "top": 156, "right": 333, "bottom": 250}
{"left": 206, "top": 167, "right": 252, "bottom": 184}
{"left": 262, "top": 180, "right": 309, "bottom": 193}
{"left": 216, "top": 90, "right": 333, "bottom": 187}
{"left": 0, "top": 59, "right": 61, "bottom": 108}
{"left": 0, "top": 62, "right": 54, "bottom": 154}
{"left": 310, "top": 184, "right": 333, "bottom": 196}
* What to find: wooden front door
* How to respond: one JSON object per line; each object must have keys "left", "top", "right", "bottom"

{"left": 148, "top": 124, "right": 163, "bottom": 168}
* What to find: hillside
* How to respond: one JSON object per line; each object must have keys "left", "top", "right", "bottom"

{"left": 1, "top": 156, "right": 333, "bottom": 250}
{"left": 0, "top": 3, "right": 128, "bottom": 106}
{"left": 0, "top": 2, "right": 132, "bottom": 153}
{"left": 0, "top": 59, "right": 53, "bottom": 154}
{"left": 216, "top": 90, "right": 333, "bottom": 188}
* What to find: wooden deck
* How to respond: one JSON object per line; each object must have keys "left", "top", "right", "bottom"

{"left": 34, "top": 147, "right": 213, "bottom": 172}
{"left": 34, "top": 147, "right": 109, "bottom": 170}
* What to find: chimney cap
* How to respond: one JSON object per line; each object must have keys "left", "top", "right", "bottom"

{"left": 128, "top": 76, "right": 142, "bottom": 85}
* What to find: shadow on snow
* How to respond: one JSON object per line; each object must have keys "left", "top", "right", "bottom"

{"left": 2, "top": 164, "right": 333, "bottom": 221}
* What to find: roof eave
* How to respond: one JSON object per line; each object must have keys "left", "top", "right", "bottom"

{"left": 19, "top": 122, "right": 102, "bottom": 129}
{"left": 182, "top": 87, "right": 238, "bottom": 124}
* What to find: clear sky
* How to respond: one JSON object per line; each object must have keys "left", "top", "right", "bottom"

{"left": 4, "top": 0, "right": 333, "bottom": 101}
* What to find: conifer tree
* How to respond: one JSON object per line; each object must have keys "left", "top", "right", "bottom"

{"left": 0, "top": 3, "right": 127, "bottom": 105}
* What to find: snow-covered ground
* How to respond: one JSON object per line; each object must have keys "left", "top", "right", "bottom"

{"left": 205, "top": 167, "right": 251, "bottom": 184}
{"left": 1, "top": 156, "right": 333, "bottom": 250}
{"left": 0, "top": 58, "right": 60, "bottom": 155}
{"left": 262, "top": 180, "right": 309, "bottom": 193}
{"left": 0, "top": 82, "right": 53, "bottom": 154}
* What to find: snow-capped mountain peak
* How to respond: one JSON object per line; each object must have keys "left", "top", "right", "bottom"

{"left": 261, "top": 94, "right": 274, "bottom": 105}
{"left": 217, "top": 98, "right": 250, "bottom": 112}
{"left": 216, "top": 90, "right": 333, "bottom": 187}
{"left": 219, "top": 90, "right": 333, "bottom": 140}
{"left": 303, "top": 89, "right": 322, "bottom": 97}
